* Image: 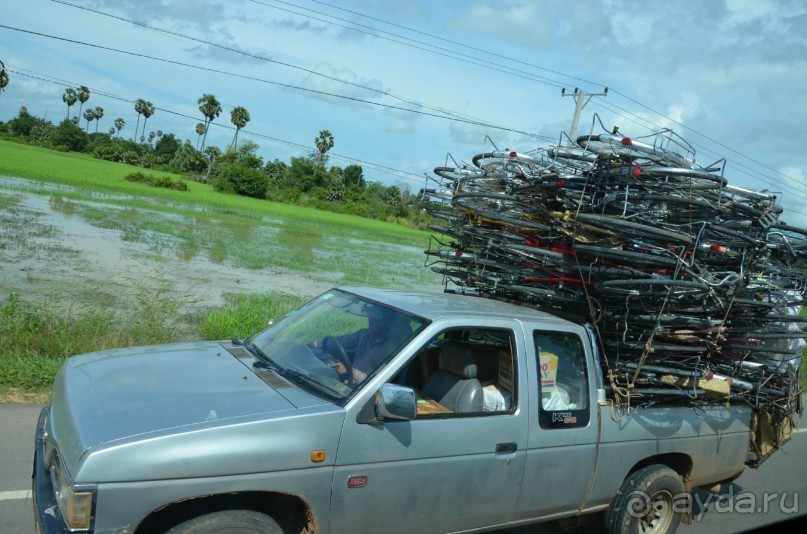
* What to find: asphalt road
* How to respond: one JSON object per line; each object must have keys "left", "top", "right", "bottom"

{"left": 2, "top": 403, "right": 805, "bottom": 534}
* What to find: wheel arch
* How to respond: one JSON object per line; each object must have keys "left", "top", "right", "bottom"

{"left": 133, "top": 491, "right": 315, "bottom": 534}
{"left": 627, "top": 453, "right": 692, "bottom": 481}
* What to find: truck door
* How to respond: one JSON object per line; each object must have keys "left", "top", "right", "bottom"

{"left": 330, "top": 326, "right": 528, "bottom": 533}
{"left": 514, "top": 329, "right": 600, "bottom": 519}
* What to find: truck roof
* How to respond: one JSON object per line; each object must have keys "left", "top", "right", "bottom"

{"left": 338, "top": 286, "right": 580, "bottom": 328}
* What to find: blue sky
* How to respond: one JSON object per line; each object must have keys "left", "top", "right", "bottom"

{"left": 2, "top": 0, "right": 806, "bottom": 227}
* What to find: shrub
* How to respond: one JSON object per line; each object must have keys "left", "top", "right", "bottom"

{"left": 124, "top": 172, "right": 188, "bottom": 191}
{"left": 50, "top": 119, "right": 88, "bottom": 152}
{"left": 211, "top": 163, "right": 268, "bottom": 198}
{"left": 168, "top": 141, "right": 208, "bottom": 175}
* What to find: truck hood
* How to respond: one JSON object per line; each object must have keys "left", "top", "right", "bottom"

{"left": 49, "top": 342, "right": 342, "bottom": 479}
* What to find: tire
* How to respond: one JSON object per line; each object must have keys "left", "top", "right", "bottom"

{"left": 574, "top": 213, "right": 694, "bottom": 246}
{"left": 599, "top": 192, "right": 729, "bottom": 222}
{"left": 573, "top": 244, "right": 680, "bottom": 268}
{"left": 604, "top": 465, "right": 686, "bottom": 534}
{"left": 167, "top": 510, "right": 283, "bottom": 534}
{"left": 596, "top": 278, "right": 709, "bottom": 297}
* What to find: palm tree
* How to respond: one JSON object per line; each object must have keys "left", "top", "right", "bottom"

{"left": 0, "top": 61, "right": 9, "bottom": 104}
{"left": 140, "top": 101, "right": 155, "bottom": 141}
{"left": 114, "top": 118, "right": 125, "bottom": 140}
{"left": 133, "top": 99, "right": 146, "bottom": 140}
{"left": 63, "top": 88, "right": 78, "bottom": 119}
{"left": 197, "top": 93, "right": 222, "bottom": 150}
{"left": 229, "top": 106, "right": 250, "bottom": 149}
{"left": 76, "top": 86, "right": 90, "bottom": 119}
{"left": 83, "top": 108, "right": 94, "bottom": 131}
{"left": 93, "top": 106, "right": 104, "bottom": 133}
{"left": 195, "top": 123, "right": 206, "bottom": 149}
{"left": 314, "top": 129, "right": 335, "bottom": 166}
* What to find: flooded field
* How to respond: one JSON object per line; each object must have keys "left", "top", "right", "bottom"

{"left": 0, "top": 176, "right": 441, "bottom": 315}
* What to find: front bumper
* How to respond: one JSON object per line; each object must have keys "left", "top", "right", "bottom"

{"left": 32, "top": 406, "right": 75, "bottom": 534}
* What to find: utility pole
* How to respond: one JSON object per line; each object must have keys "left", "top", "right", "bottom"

{"left": 561, "top": 87, "right": 608, "bottom": 145}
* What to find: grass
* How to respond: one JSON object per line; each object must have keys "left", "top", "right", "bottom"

{"left": 0, "top": 140, "right": 445, "bottom": 398}
{"left": 199, "top": 292, "right": 307, "bottom": 341}
{"left": 0, "top": 140, "right": 427, "bottom": 247}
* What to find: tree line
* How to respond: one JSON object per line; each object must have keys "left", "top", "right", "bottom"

{"left": 0, "top": 79, "right": 432, "bottom": 229}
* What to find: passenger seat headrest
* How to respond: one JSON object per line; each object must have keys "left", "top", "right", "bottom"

{"left": 439, "top": 341, "right": 477, "bottom": 379}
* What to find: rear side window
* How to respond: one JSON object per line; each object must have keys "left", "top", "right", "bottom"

{"left": 534, "top": 331, "right": 590, "bottom": 429}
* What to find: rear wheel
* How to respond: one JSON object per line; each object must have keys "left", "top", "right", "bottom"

{"left": 604, "top": 465, "right": 686, "bottom": 534}
{"left": 167, "top": 510, "right": 283, "bottom": 534}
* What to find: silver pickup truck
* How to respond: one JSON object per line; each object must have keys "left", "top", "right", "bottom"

{"left": 33, "top": 286, "right": 755, "bottom": 534}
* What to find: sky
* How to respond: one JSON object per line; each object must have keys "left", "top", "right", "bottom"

{"left": 1, "top": 0, "right": 806, "bottom": 228}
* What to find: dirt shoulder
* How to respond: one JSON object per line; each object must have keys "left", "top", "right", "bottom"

{"left": 0, "top": 389, "right": 51, "bottom": 404}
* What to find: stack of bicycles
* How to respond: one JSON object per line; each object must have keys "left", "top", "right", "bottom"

{"left": 424, "top": 125, "right": 806, "bottom": 422}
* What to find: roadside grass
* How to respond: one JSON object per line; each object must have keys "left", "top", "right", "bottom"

{"left": 199, "top": 292, "right": 307, "bottom": 341}
{"left": 0, "top": 286, "right": 306, "bottom": 396}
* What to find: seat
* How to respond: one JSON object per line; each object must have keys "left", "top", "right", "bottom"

{"left": 422, "top": 340, "right": 484, "bottom": 413}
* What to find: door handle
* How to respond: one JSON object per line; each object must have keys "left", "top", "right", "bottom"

{"left": 496, "top": 442, "right": 517, "bottom": 453}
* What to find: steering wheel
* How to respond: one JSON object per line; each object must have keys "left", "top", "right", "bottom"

{"left": 323, "top": 336, "right": 353, "bottom": 386}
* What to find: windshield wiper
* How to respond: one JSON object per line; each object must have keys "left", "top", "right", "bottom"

{"left": 242, "top": 340, "right": 280, "bottom": 371}
{"left": 278, "top": 366, "right": 315, "bottom": 385}
{"left": 243, "top": 340, "right": 341, "bottom": 397}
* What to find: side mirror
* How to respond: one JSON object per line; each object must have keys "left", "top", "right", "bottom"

{"left": 375, "top": 384, "right": 416, "bottom": 421}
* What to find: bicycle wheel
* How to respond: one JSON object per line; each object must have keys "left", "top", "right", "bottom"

{"left": 607, "top": 312, "right": 724, "bottom": 329}
{"left": 636, "top": 166, "right": 727, "bottom": 189}
{"left": 596, "top": 278, "right": 710, "bottom": 297}
{"left": 573, "top": 213, "right": 694, "bottom": 245}
{"left": 433, "top": 166, "right": 480, "bottom": 180}
{"left": 573, "top": 244, "right": 680, "bottom": 268}
{"left": 473, "top": 209, "right": 553, "bottom": 233}
{"left": 599, "top": 192, "right": 730, "bottom": 222}
{"left": 577, "top": 134, "right": 692, "bottom": 168}
{"left": 500, "top": 284, "right": 589, "bottom": 307}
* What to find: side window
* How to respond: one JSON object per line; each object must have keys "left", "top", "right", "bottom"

{"left": 534, "top": 331, "right": 590, "bottom": 429}
{"left": 392, "top": 328, "right": 516, "bottom": 417}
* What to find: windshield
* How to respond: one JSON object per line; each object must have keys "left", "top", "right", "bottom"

{"left": 248, "top": 289, "right": 427, "bottom": 400}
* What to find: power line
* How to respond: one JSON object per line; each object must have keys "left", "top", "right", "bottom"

{"left": 249, "top": 0, "right": 573, "bottom": 90}
{"left": 305, "top": 0, "right": 601, "bottom": 89}
{"left": 0, "top": 24, "right": 549, "bottom": 142}
{"left": 47, "top": 0, "right": 544, "bottom": 140}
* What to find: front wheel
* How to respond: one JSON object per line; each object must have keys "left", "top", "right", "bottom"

{"left": 604, "top": 465, "right": 687, "bottom": 534}
{"left": 167, "top": 510, "right": 283, "bottom": 534}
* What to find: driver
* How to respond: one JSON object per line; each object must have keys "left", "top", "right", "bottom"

{"left": 323, "top": 305, "right": 410, "bottom": 384}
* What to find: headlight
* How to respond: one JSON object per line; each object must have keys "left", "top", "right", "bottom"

{"left": 50, "top": 455, "right": 94, "bottom": 531}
